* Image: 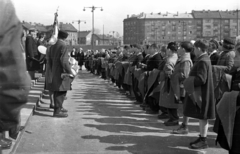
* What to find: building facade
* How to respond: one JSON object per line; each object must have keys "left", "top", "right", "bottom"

{"left": 123, "top": 10, "right": 240, "bottom": 44}
{"left": 78, "top": 31, "right": 92, "bottom": 45}
{"left": 59, "top": 22, "right": 78, "bottom": 45}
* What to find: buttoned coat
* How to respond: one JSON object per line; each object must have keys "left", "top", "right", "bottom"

{"left": 183, "top": 53, "right": 215, "bottom": 119}
{"left": 49, "top": 39, "right": 73, "bottom": 91}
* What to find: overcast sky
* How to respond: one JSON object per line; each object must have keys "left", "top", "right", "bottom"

{"left": 12, "top": 0, "right": 239, "bottom": 36}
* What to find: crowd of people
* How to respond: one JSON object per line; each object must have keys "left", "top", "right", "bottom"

{"left": 0, "top": 0, "right": 240, "bottom": 153}
{"left": 83, "top": 38, "right": 240, "bottom": 153}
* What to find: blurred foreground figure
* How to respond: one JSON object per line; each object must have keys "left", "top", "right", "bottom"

{"left": 0, "top": 0, "right": 31, "bottom": 149}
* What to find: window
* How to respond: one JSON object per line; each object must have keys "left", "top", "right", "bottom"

{"left": 225, "top": 20, "right": 229, "bottom": 23}
{"left": 206, "top": 25, "right": 211, "bottom": 29}
{"left": 204, "top": 19, "right": 211, "bottom": 23}
{"left": 197, "top": 20, "right": 201, "bottom": 24}
{"left": 205, "top": 31, "right": 211, "bottom": 36}
{"left": 189, "top": 31, "right": 192, "bottom": 34}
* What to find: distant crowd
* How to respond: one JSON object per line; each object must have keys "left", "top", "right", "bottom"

{"left": 83, "top": 38, "right": 240, "bottom": 154}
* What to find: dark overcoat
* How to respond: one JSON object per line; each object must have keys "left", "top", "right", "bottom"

{"left": 0, "top": 0, "right": 30, "bottom": 138}
{"left": 78, "top": 52, "right": 85, "bottom": 66}
{"left": 183, "top": 53, "right": 215, "bottom": 119}
{"left": 49, "top": 40, "right": 73, "bottom": 91}
{"left": 25, "top": 36, "right": 40, "bottom": 71}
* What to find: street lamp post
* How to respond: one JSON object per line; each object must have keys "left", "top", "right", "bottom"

{"left": 83, "top": 6, "right": 103, "bottom": 50}
{"left": 72, "top": 20, "right": 86, "bottom": 44}
{"left": 109, "top": 31, "right": 115, "bottom": 45}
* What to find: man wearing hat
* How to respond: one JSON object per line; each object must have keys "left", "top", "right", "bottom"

{"left": 208, "top": 39, "right": 220, "bottom": 65}
{"left": 215, "top": 37, "right": 236, "bottom": 73}
{"left": 25, "top": 27, "right": 40, "bottom": 79}
{"left": 48, "top": 30, "right": 72, "bottom": 118}
{"left": 77, "top": 47, "right": 85, "bottom": 70}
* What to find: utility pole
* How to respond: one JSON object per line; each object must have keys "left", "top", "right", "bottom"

{"left": 83, "top": 6, "right": 103, "bottom": 50}
{"left": 237, "top": 9, "right": 239, "bottom": 36}
{"left": 72, "top": 20, "right": 86, "bottom": 44}
{"left": 103, "top": 25, "right": 104, "bottom": 45}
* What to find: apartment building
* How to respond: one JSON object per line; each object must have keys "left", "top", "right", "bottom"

{"left": 123, "top": 10, "right": 240, "bottom": 44}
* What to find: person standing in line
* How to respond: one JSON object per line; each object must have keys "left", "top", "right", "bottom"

{"left": 25, "top": 28, "right": 40, "bottom": 79}
{"left": 78, "top": 48, "right": 85, "bottom": 70}
{"left": 208, "top": 39, "right": 220, "bottom": 65}
{"left": 48, "top": 30, "right": 73, "bottom": 118}
{"left": 158, "top": 42, "right": 178, "bottom": 126}
{"left": 216, "top": 43, "right": 240, "bottom": 154}
{"left": 183, "top": 40, "right": 215, "bottom": 149}
{"left": 171, "top": 41, "right": 193, "bottom": 133}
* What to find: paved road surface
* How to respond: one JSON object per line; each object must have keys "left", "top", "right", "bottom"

{"left": 14, "top": 70, "right": 227, "bottom": 154}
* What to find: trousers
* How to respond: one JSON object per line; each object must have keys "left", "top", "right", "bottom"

{"left": 54, "top": 91, "right": 67, "bottom": 113}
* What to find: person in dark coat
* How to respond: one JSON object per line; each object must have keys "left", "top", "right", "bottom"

{"left": 215, "top": 37, "right": 235, "bottom": 73}
{"left": 183, "top": 40, "right": 215, "bottom": 149}
{"left": 78, "top": 48, "right": 85, "bottom": 70}
{"left": 215, "top": 43, "right": 240, "bottom": 154}
{"left": 208, "top": 39, "right": 220, "bottom": 65}
{"left": 25, "top": 28, "right": 40, "bottom": 79}
{"left": 70, "top": 47, "right": 77, "bottom": 60}
{"left": 0, "top": 0, "right": 31, "bottom": 147}
{"left": 37, "top": 33, "right": 47, "bottom": 73}
{"left": 49, "top": 30, "right": 73, "bottom": 118}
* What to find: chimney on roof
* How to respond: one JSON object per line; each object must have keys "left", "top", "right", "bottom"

{"left": 127, "top": 15, "right": 129, "bottom": 18}
{"left": 22, "top": 20, "right": 25, "bottom": 23}
{"left": 151, "top": 12, "right": 153, "bottom": 15}
{"left": 177, "top": 12, "right": 178, "bottom": 15}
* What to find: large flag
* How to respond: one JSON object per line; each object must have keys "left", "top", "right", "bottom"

{"left": 48, "top": 8, "right": 59, "bottom": 45}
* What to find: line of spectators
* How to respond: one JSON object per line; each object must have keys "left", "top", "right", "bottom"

{"left": 84, "top": 37, "right": 240, "bottom": 154}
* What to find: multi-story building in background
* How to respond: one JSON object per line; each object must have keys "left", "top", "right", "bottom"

{"left": 123, "top": 10, "right": 240, "bottom": 45}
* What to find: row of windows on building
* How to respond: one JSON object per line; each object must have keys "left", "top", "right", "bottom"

{"left": 125, "top": 19, "right": 240, "bottom": 26}
{"left": 125, "top": 36, "right": 194, "bottom": 41}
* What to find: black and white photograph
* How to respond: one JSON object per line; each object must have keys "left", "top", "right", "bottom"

{"left": 0, "top": 0, "right": 240, "bottom": 153}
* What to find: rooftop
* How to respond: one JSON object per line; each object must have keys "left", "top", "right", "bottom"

{"left": 59, "top": 22, "right": 77, "bottom": 32}
{"left": 143, "top": 12, "right": 194, "bottom": 19}
{"left": 125, "top": 10, "right": 240, "bottom": 20}
{"left": 78, "top": 31, "right": 91, "bottom": 37}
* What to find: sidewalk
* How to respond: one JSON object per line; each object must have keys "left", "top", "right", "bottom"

{"left": 14, "top": 70, "right": 228, "bottom": 154}
{"left": 2, "top": 74, "right": 45, "bottom": 154}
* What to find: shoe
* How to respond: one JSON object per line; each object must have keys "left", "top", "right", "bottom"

{"left": 158, "top": 113, "right": 169, "bottom": 119}
{"left": 172, "top": 123, "right": 189, "bottom": 134}
{"left": 49, "top": 105, "right": 54, "bottom": 109}
{"left": 140, "top": 103, "right": 147, "bottom": 108}
{"left": 60, "top": 108, "right": 68, "bottom": 112}
{"left": 164, "top": 119, "right": 179, "bottom": 126}
{"left": 53, "top": 112, "right": 68, "bottom": 118}
{"left": 0, "top": 133, "right": 12, "bottom": 144}
{"left": 190, "top": 136, "right": 209, "bottom": 149}
{"left": 0, "top": 139, "right": 12, "bottom": 149}
{"left": 146, "top": 110, "right": 158, "bottom": 114}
